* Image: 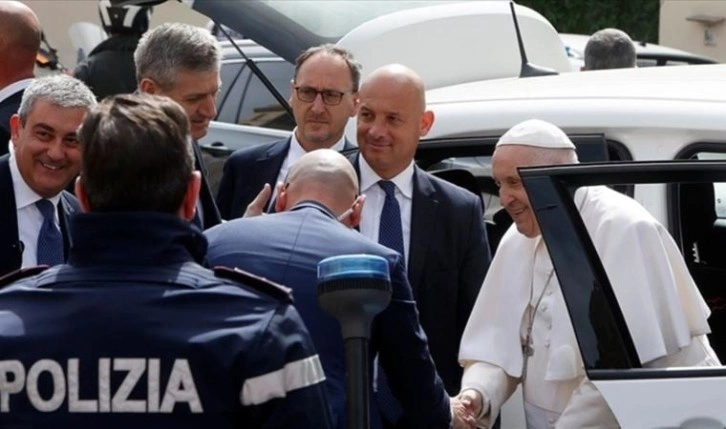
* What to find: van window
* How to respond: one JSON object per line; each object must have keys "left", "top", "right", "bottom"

{"left": 238, "top": 61, "right": 295, "bottom": 130}
{"left": 672, "top": 147, "right": 726, "bottom": 359}
{"left": 216, "top": 60, "right": 295, "bottom": 130}
{"left": 217, "top": 61, "right": 249, "bottom": 124}
{"left": 696, "top": 152, "right": 726, "bottom": 218}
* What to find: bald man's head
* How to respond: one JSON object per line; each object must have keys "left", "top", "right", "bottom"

{"left": 356, "top": 63, "right": 434, "bottom": 179}
{"left": 279, "top": 149, "right": 359, "bottom": 216}
{"left": 0, "top": 1, "right": 41, "bottom": 81}
{"left": 363, "top": 64, "right": 426, "bottom": 112}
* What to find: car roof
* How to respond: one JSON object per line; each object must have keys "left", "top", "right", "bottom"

{"left": 218, "top": 38, "right": 283, "bottom": 62}
{"left": 418, "top": 64, "right": 726, "bottom": 152}
{"left": 190, "top": 0, "right": 570, "bottom": 84}
{"left": 427, "top": 64, "right": 726, "bottom": 105}
{"left": 337, "top": 1, "right": 571, "bottom": 89}
{"left": 561, "top": 32, "right": 717, "bottom": 64}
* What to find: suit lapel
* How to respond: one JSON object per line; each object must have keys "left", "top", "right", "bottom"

{"left": 192, "top": 140, "right": 221, "bottom": 228}
{"left": 257, "top": 138, "right": 290, "bottom": 188}
{"left": 0, "top": 156, "right": 21, "bottom": 274}
{"left": 58, "top": 192, "right": 79, "bottom": 259}
{"left": 258, "top": 139, "right": 291, "bottom": 212}
{"left": 408, "top": 167, "right": 439, "bottom": 291}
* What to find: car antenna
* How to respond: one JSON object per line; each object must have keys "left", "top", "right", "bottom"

{"left": 215, "top": 21, "right": 295, "bottom": 122}
{"left": 510, "top": 1, "right": 558, "bottom": 78}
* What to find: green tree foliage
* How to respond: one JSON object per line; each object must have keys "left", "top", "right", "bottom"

{"left": 517, "top": 0, "right": 660, "bottom": 43}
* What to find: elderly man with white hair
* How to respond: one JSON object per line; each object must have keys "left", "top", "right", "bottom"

{"left": 452, "top": 119, "right": 720, "bottom": 429}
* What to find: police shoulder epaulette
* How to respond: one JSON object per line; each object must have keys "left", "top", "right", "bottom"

{"left": 213, "top": 266, "right": 293, "bottom": 303}
{"left": 0, "top": 265, "right": 50, "bottom": 290}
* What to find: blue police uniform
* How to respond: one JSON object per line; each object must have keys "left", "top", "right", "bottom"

{"left": 0, "top": 212, "right": 332, "bottom": 429}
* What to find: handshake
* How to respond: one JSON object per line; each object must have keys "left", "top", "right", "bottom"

{"left": 451, "top": 389, "right": 487, "bottom": 429}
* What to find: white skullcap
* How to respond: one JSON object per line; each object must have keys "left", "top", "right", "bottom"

{"left": 496, "top": 119, "right": 575, "bottom": 150}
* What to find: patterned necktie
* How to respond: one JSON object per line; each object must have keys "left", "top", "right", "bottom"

{"left": 35, "top": 199, "right": 64, "bottom": 266}
{"left": 375, "top": 180, "right": 404, "bottom": 423}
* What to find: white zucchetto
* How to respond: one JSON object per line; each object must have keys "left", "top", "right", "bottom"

{"left": 496, "top": 119, "right": 576, "bottom": 150}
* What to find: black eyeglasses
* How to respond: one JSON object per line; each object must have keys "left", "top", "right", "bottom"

{"left": 294, "top": 86, "right": 348, "bottom": 106}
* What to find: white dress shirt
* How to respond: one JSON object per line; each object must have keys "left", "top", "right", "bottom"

{"left": 269, "top": 129, "right": 347, "bottom": 207}
{"left": 358, "top": 156, "right": 414, "bottom": 265}
{"left": 9, "top": 152, "right": 62, "bottom": 267}
{"left": 275, "top": 129, "right": 347, "bottom": 187}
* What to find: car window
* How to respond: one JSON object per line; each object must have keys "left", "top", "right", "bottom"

{"left": 696, "top": 152, "right": 726, "bottom": 218}
{"left": 217, "top": 61, "right": 250, "bottom": 124}
{"left": 671, "top": 146, "right": 726, "bottom": 359}
{"left": 216, "top": 59, "right": 295, "bottom": 130}
{"left": 237, "top": 60, "right": 295, "bottom": 130}
{"left": 414, "top": 134, "right": 625, "bottom": 254}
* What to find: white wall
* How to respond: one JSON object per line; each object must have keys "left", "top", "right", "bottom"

{"left": 660, "top": 0, "right": 726, "bottom": 62}
{"left": 21, "top": 0, "right": 209, "bottom": 71}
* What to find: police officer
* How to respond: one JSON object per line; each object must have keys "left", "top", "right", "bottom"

{"left": 73, "top": 0, "right": 150, "bottom": 100}
{"left": 0, "top": 93, "right": 332, "bottom": 428}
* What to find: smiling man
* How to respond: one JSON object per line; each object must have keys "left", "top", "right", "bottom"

{"left": 135, "top": 23, "right": 222, "bottom": 229}
{"left": 216, "top": 44, "right": 359, "bottom": 219}
{"left": 351, "top": 64, "right": 492, "bottom": 426}
{"left": 455, "top": 119, "right": 719, "bottom": 429}
{"left": 0, "top": 75, "right": 95, "bottom": 277}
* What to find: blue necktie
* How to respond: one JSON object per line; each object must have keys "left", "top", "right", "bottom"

{"left": 376, "top": 180, "right": 404, "bottom": 423}
{"left": 378, "top": 181, "right": 404, "bottom": 256}
{"left": 35, "top": 199, "right": 64, "bottom": 266}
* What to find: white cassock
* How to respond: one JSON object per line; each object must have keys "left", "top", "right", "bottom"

{"left": 459, "top": 185, "right": 720, "bottom": 429}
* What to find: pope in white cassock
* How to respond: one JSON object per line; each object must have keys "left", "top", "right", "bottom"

{"left": 454, "top": 119, "right": 721, "bottom": 429}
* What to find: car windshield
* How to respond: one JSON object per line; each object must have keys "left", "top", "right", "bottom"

{"left": 260, "top": 0, "right": 466, "bottom": 38}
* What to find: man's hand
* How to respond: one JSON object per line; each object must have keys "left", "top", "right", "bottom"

{"left": 458, "top": 389, "right": 484, "bottom": 416}
{"left": 243, "top": 182, "right": 284, "bottom": 218}
{"left": 452, "top": 388, "right": 488, "bottom": 428}
{"left": 244, "top": 183, "right": 272, "bottom": 218}
{"left": 451, "top": 395, "right": 478, "bottom": 429}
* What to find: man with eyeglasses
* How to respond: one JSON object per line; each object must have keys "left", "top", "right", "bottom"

{"left": 206, "top": 149, "right": 452, "bottom": 429}
{"left": 216, "top": 44, "right": 359, "bottom": 220}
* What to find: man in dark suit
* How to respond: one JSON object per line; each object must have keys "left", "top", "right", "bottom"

{"left": 353, "top": 64, "right": 492, "bottom": 404}
{"left": 134, "top": 23, "right": 221, "bottom": 229}
{"left": 0, "top": 1, "right": 40, "bottom": 156}
{"left": 0, "top": 75, "right": 95, "bottom": 277}
{"left": 216, "top": 44, "right": 359, "bottom": 220}
{"left": 205, "top": 149, "right": 453, "bottom": 429}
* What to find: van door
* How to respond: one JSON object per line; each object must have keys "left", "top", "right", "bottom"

{"left": 520, "top": 161, "right": 726, "bottom": 427}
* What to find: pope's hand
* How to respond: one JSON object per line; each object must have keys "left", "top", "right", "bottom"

{"left": 459, "top": 388, "right": 486, "bottom": 418}
{"left": 451, "top": 395, "right": 478, "bottom": 429}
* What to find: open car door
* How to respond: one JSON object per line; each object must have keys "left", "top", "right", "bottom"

{"left": 520, "top": 161, "right": 726, "bottom": 427}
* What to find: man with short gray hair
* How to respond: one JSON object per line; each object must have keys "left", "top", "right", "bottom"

{"left": 135, "top": 22, "right": 222, "bottom": 229}
{"left": 0, "top": 74, "right": 95, "bottom": 277}
{"left": 583, "top": 28, "right": 636, "bottom": 71}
